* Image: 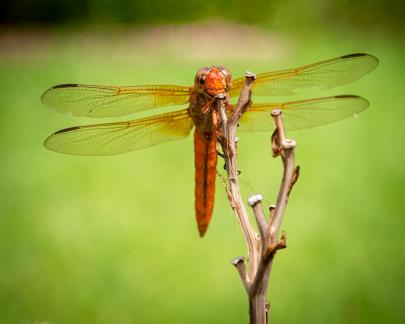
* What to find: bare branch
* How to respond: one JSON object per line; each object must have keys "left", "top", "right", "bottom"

{"left": 218, "top": 74, "right": 298, "bottom": 324}
{"left": 217, "top": 73, "right": 260, "bottom": 281}
{"left": 267, "top": 110, "right": 297, "bottom": 243}
{"left": 229, "top": 71, "right": 256, "bottom": 126}
{"left": 263, "top": 231, "right": 287, "bottom": 259}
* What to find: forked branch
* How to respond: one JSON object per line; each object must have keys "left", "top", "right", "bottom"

{"left": 216, "top": 74, "right": 299, "bottom": 324}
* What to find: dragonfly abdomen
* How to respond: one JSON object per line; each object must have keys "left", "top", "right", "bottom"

{"left": 194, "top": 130, "right": 217, "bottom": 237}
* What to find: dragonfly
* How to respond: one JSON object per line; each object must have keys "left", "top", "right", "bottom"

{"left": 42, "top": 53, "right": 378, "bottom": 237}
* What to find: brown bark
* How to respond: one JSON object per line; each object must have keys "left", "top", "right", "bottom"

{"left": 216, "top": 74, "right": 299, "bottom": 323}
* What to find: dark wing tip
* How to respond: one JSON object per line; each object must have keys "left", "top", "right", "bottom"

{"left": 51, "top": 83, "right": 79, "bottom": 89}
{"left": 41, "top": 83, "right": 79, "bottom": 108}
{"left": 334, "top": 94, "right": 369, "bottom": 109}
{"left": 341, "top": 53, "right": 368, "bottom": 59}
{"left": 334, "top": 94, "right": 359, "bottom": 99}
{"left": 341, "top": 53, "right": 379, "bottom": 66}
{"left": 53, "top": 126, "right": 80, "bottom": 135}
{"left": 41, "top": 84, "right": 79, "bottom": 106}
{"left": 43, "top": 126, "right": 80, "bottom": 153}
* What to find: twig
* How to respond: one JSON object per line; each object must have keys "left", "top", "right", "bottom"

{"left": 216, "top": 78, "right": 299, "bottom": 323}
{"left": 216, "top": 72, "right": 260, "bottom": 282}
{"left": 267, "top": 109, "right": 297, "bottom": 241}
{"left": 248, "top": 194, "right": 267, "bottom": 240}
{"left": 231, "top": 256, "right": 250, "bottom": 293}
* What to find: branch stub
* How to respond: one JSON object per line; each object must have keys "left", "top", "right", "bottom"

{"left": 245, "top": 71, "right": 256, "bottom": 79}
{"left": 248, "top": 194, "right": 264, "bottom": 207}
{"left": 231, "top": 256, "right": 246, "bottom": 266}
{"left": 282, "top": 139, "right": 296, "bottom": 149}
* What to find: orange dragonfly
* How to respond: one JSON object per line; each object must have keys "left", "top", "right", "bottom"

{"left": 42, "top": 53, "right": 378, "bottom": 236}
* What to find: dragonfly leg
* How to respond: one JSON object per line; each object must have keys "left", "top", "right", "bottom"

{"left": 202, "top": 96, "right": 216, "bottom": 114}
{"left": 225, "top": 102, "right": 234, "bottom": 112}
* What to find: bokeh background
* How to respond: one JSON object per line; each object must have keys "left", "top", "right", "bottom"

{"left": 1, "top": 0, "right": 404, "bottom": 323}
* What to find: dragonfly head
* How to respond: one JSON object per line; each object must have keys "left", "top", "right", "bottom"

{"left": 195, "top": 66, "right": 232, "bottom": 97}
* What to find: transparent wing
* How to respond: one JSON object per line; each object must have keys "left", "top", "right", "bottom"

{"left": 230, "top": 53, "right": 378, "bottom": 97}
{"left": 44, "top": 109, "right": 193, "bottom": 155}
{"left": 238, "top": 95, "right": 369, "bottom": 131}
{"left": 41, "top": 83, "right": 192, "bottom": 117}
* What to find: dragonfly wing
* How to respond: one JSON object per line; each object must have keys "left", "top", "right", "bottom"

{"left": 41, "top": 83, "right": 191, "bottom": 117}
{"left": 230, "top": 53, "right": 378, "bottom": 97}
{"left": 238, "top": 95, "right": 369, "bottom": 131}
{"left": 44, "top": 109, "right": 193, "bottom": 155}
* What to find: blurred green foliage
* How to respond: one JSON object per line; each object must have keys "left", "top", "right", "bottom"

{"left": 2, "top": 0, "right": 404, "bottom": 33}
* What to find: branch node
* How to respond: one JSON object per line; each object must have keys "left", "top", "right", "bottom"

{"left": 271, "top": 129, "right": 282, "bottom": 157}
{"left": 287, "top": 166, "right": 300, "bottom": 196}
{"left": 269, "top": 204, "right": 276, "bottom": 220}
{"left": 292, "top": 166, "right": 300, "bottom": 185}
{"left": 282, "top": 138, "right": 296, "bottom": 150}
{"left": 279, "top": 230, "right": 287, "bottom": 247}
{"left": 247, "top": 194, "right": 263, "bottom": 207}
{"left": 264, "top": 231, "right": 287, "bottom": 259}
{"left": 231, "top": 256, "right": 245, "bottom": 266}
{"left": 245, "top": 71, "right": 256, "bottom": 79}
{"left": 215, "top": 93, "right": 227, "bottom": 100}
{"left": 270, "top": 109, "right": 282, "bottom": 117}
{"left": 249, "top": 194, "right": 268, "bottom": 240}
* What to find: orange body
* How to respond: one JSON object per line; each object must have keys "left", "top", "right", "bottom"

{"left": 189, "top": 66, "right": 232, "bottom": 236}
{"left": 193, "top": 131, "right": 217, "bottom": 236}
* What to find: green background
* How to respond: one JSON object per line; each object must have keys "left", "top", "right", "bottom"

{"left": 0, "top": 1, "right": 404, "bottom": 323}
